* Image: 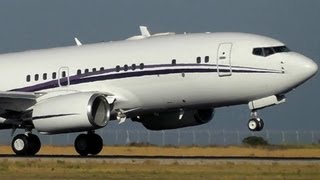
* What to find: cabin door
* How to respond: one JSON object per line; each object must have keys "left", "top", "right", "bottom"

{"left": 217, "top": 43, "right": 232, "bottom": 77}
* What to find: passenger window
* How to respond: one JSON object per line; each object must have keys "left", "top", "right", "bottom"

{"left": 43, "top": 73, "right": 47, "bottom": 80}
{"left": 84, "top": 69, "right": 89, "bottom": 74}
{"left": 62, "top": 71, "right": 66, "bottom": 78}
{"left": 77, "top": 69, "right": 81, "bottom": 75}
{"left": 172, "top": 59, "right": 176, "bottom": 65}
{"left": 264, "top": 48, "right": 274, "bottom": 57}
{"left": 35, "top": 74, "right": 39, "bottom": 81}
{"left": 132, "top": 64, "right": 136, "bottom": 70}
{"left": 115, "top": 65, "right": 121, "bottom": 72}
{"left": 204, "top": 56, "right": 209, "bottom": 63}
{"left": 26, "top": 75, "right": 31, "bottom": 82}
{"left": 100, "top": 67, "right": 104, "bottom": 71}
{"left": 139, "top": 63, "right": 144, "bottom": 70}
{"left": 196, "top": 57, "right": 201, "bottom": 63}
{"left": 52, "top": 72, "right": 57, "bottom": 79}
{"left": 124, "top": 64, "right": 129, "bottom": 71}
{"left": 252, "top": 48, "right": 263, "bottom": 56}
{"left": 92, "top": 68, "right": 97, "bottom": 72}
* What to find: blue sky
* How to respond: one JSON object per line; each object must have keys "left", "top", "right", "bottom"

{"left": 0, "top": 0, "right": 319, "bottom": 131}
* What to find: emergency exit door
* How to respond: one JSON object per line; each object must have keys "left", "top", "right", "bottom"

{"left": 58, "top": 67, "right": 70, "bottom": 87}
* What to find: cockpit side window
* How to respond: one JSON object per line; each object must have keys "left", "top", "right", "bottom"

{"left": 264, "top": 47, "right": 274, "bottom": 57}
{"left": 252, "top": 48, "right": 263, "bottom": 56}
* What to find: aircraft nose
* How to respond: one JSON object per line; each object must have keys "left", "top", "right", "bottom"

{"left": 301, "top": 57, "right": 318, "bottom": 79}
{"left": 280, "top": 53, "right": 317, "bottom": 92}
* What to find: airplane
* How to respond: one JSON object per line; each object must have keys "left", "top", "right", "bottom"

{"left": 0, "top": 26, "right": 317, "bottom": 156}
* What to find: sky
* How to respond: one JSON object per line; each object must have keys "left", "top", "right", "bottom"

{"left": 0, "top": 0, "right": 319, "bottom": 132}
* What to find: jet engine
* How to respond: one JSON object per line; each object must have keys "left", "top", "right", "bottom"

{"left": 132, "top": 108, "right": 214, "bottom": 130}
{"left": 32, "top": 93, "right": 111, "bottom": 134}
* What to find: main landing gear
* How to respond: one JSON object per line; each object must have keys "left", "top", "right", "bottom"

{"left": 247, "top": 111, "right": 264, "bottom": 132}
{"left": 74, "top": 132, "right": 103, "bottom": 156}
{"left": 11, "top": 131, "right": 103, "bottom": 156}
{"left": 12, "top": 133, "right": 41, "bottom": 156}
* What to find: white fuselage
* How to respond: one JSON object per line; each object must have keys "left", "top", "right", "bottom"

{"left": 0, "top": 32, "right": 317, "bottom": 113}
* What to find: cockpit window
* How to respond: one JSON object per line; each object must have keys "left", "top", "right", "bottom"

{"left": 252, "top": 46, "right": 290, "bottom": 57}
{"left": 264, "top": 47, "right": 274, "bottom": 56}
{"left": 273, "top": 46, "right": 290, "bottom": 53}
{"left": 253, "top": 48, "right": 263, "bottom": 56}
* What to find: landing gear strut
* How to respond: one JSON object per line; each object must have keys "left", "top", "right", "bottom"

{"left": 74, "top": 132, "right": 103, "bottom": 156}
{"left": 247, "top": 111, "right": 264, "bottom": 131}
{"left": 12, "top": 133, "right": 41, "bottom": 156}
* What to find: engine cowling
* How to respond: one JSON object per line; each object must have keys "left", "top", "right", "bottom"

{"left": 32, "top": 93, "right": 111, "bottom": 134}
{"left": 132, "top": 108, "right": 214, "bottom": 130}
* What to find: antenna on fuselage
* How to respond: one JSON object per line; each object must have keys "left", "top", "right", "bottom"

{"left": 74, "top": 37, "right": 82, "bottom": 46}
{"left": 139, "top": 26, "right": 151, "bottom": 37}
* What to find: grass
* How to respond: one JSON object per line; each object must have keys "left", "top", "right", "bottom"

{"left": 0, "top": 159, "right": 320, "bottom": 179}
{"left": 1, "top": 145, "right": 320, "bottom": 179}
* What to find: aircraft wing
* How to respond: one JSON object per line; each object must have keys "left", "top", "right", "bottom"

{"left": 0, "top": 91, "right": 37, "bottom": 112}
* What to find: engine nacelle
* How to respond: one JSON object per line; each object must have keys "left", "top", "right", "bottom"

{"left": 133, "top": 108, "right": 214, "bottom": 130}
{"left": 32, "top": 93, "right": 111, "bottom": 134}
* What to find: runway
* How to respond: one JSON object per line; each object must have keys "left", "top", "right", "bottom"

{"left": 1, "top": 155, "right": 320, "bottom": 165}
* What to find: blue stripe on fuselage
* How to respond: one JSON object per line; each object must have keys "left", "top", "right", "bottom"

{"left": 10, "top": 64, "right": 283, "bottom": 92}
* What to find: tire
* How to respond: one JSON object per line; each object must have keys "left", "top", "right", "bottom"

{"left": 88, "top": 134, "right": 103, "bottom": 155}
{"left": 248, "top": 118, "right": 259, "bottom": 131}
{"left": 27, "top": 134, "right": 41, "bottom": 155}
{"left": 75, "top": 134, "right": 89, "bottom": 156}
{"left": 12, "top": 134, "right": 29, "bottom": 156}
{"left": 256, "top": 118, "right": 264, "bottom": 131}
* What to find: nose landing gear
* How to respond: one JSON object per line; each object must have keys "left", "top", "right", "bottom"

{"left": 247, "top": 111, "right": 264, "bottom": 131}
{"left": 247, "top": 95, "right": 286, "bottom": 132}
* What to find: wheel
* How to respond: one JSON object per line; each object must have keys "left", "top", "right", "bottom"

{"left": 12, "top": 134, "right": 29, "bottom": 156}
{"left": 88, "top": 134, "right": 103, "bottom": 155}
{"left": 248, "top": 118, "right": 259, "bottom": 131}
{"left": 27, "top": 134, "right": 41, "bottom": 155}
{"left": 75, "top": 134, "right": 89, "bottom": 156}
{"left": 248, "top": 118, "right": 264, "bottom": 131}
